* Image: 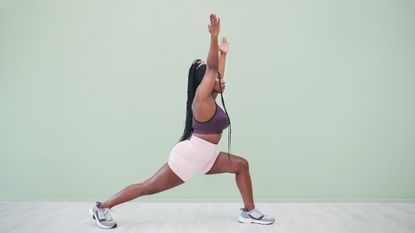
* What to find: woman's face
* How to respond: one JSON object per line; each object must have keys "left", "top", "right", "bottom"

{"left": 213, "top": 75, "right": 226, "bottom": 93}
{"left": 198, "top": 60, "right": 226, "bottom": 94}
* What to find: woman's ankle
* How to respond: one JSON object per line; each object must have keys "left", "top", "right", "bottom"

{"left": 244, "top": 205, "right": 255, "bottom": 211}
{"left": 98, "top": 202, "right": 110, "bottom": 209}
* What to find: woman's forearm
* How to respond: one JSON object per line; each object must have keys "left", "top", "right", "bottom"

{"left": 206, "top": 35, "right": 219, "bottom": 70}
{"left": 219, "top": 52, "right": 227, "bottom": 77}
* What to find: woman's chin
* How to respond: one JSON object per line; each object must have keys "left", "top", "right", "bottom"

{"left": 212, "top": 89, "right": 225, "bottom": 95}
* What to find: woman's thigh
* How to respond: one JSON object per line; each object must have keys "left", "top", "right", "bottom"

{"left": 204, "top": 152, "right": 248, "bottom": 175}
{"left": 142, "top": 162, "right": 185, "bottom": 195}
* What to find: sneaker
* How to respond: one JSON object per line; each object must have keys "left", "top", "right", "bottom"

{"left": 89, "top": 201, "right": 117, "bottom": 229}
{"left": 238, "top": 207, "right": 275, "bottom": 225}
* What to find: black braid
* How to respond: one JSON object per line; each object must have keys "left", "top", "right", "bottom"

{"left": 179, "top": 59, "right": 204, "bottom": 142}
{"left": 218, "top": 73, "right": 232, "bottom": 160}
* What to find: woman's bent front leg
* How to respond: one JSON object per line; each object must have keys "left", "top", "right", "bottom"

{"left": 205, "top": 152, "right": 255, "bottom": 211}
{"left": 99, "top": 162, "right": 184, "bottom": 209}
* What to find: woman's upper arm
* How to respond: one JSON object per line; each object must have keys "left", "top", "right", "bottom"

{"left": 195, "top": 67, "right": 217, "bottom": 101}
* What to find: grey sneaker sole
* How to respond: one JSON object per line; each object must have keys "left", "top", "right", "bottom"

{"left": 238, "top": 216, "right": 275, "bottom": 225}
{"left": 89, "top": 208, "right": 117, "bottom": 229}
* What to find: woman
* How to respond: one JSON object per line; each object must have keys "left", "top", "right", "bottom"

{"left": 89, "top": 14, "right": 275, "bottom": 229}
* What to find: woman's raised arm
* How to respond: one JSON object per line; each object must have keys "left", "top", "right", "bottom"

{"left": 195, "top": 14, "right": 221, "bottom": 102}
{"left": 218, "top": 37, "right": 229, "bottom": 78}
{"left": 206, "top": 14, "right": 220, "bottom": 70}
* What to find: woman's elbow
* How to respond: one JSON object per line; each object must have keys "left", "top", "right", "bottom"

{"left": 206, "top": 64, "right": 219, "bottom": 71}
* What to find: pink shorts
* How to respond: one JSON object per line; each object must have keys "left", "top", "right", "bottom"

{"left": 168, "top": 135, "right": 220, "bottom": 182}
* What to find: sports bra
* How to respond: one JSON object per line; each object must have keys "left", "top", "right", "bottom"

{"left": 192, "top": 102, "right": 230, "bottom": 134}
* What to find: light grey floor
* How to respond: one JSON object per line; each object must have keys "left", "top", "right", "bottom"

{"left": 1, "top": 202, "right": 414, "bottom": 233}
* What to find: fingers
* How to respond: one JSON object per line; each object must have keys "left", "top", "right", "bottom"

{"left": 209, "top": 13, "right": 219, "bottom": 26}
{"left": 208, "top": 13, "right": 221, "bottom": 34}
{"left": 208, "top": 13, "right": 216, "bottom": 28}
{"left": 221, "top": 37, "right": 229, "bottom": 46}
{"left": 210, "top": 13, "right": 216, "bottom": 22}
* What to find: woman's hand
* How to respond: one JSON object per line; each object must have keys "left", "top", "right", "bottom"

{"left": 208, "top": 13, "right": 220, "bottom": 37}
{"left": 219, "top": 37, "right": 229, "bottom": 55}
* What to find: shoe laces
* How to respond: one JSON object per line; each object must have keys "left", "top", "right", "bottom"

{"left": 241, "top": 207, "right": 260, "bottom": 212}
{"left": 241, "top": 207, "right": 265, "bottom": 216}
{"left": 100, "top": 208, "right": 117, "bottom": 221}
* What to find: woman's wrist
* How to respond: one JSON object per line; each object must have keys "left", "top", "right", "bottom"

{"left": 211, "top": 33, "right": 219, "bottom": 39}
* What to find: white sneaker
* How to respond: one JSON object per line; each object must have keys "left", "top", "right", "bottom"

{"left": 89, "top": 201, "right": 117, "bottom": 229}
{"left": 238, "top": 207, "right": 275, "bottom": 225}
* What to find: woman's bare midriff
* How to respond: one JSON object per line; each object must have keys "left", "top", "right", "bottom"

{"left": 192, "top": 132, "right": 222, "bottom": 145}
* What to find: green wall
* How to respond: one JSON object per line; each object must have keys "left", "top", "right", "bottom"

{"left": 1, "top": 0, "right": 414, "bottom": 202}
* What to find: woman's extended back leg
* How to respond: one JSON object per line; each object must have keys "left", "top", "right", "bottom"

{"left": 99, "top": 162, "right": 184, "bottom": 209}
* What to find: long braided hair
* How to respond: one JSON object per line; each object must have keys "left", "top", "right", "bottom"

{"left": 179, "top": 59, "right": 232, "bottom": 158}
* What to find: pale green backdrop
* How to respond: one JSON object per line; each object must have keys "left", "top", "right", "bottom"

{"left": 1, "top": 0, "right": 414, "bottom": 203}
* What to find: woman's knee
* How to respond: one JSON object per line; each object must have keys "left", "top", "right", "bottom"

{"left": 141, "top": 181, "right": 161, "bottom": 196}
{"left": 140, "top": 173, "right": 184, "bottom": 196}
{"left": 235, "top": 157, "right": 249, "bottom": 173}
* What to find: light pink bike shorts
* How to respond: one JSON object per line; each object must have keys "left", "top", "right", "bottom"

{"left": 168, "top": 135, "right": 220, "bottom": 182}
